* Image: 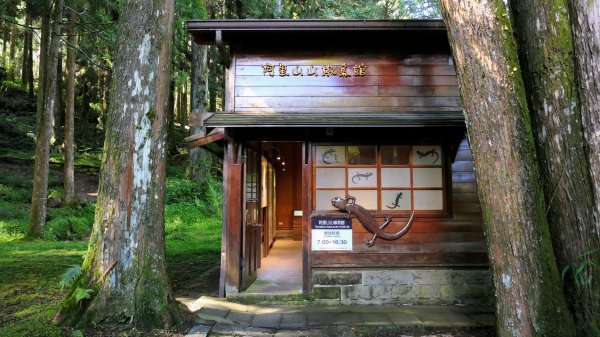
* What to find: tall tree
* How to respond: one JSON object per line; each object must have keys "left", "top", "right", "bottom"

{"left": 188, "top": 41, "right": 211, "bottom": 184}
{"left": 57, "top": 0, "right": 179, "bottom": 328}
{"left": 509, "top": 1, "right": 600, "bottom": 335}
{"left": 440, "top": 1, "right": 576, "bottom": 336}
{"left": 63, "top": 3, "right": 77, "bottom": 206}
{"left": 26, "top": 0, "right": 65, "bottom": 239}
{"left": 569, "top": 1, "right": 600, "bottom": 240}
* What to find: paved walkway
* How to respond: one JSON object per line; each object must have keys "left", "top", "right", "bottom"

{"left": 181, "top": 296, "right": 495, "bottom": 337}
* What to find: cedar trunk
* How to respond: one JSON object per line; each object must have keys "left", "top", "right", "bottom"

{"left": 27, "top": 0, "right": 64, "bottom": 238}
{"left": 57, "top": 0, "right": 178, "bottom": 328}
{"left": 63, "top": 4, "right": 76, "bottom": 205}
{"left": 188, "top": 43, "right": 211, "bottom": 183}
{"left": 509, "top": 1, "right": 600, "bottom": 335}
{"left": 440, "top": 1, "right": 576, "bottom": 336}
{"left": 568, "top": 2, "right": 600, "bottom": 239}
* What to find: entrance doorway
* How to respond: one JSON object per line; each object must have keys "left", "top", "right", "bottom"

{"left": 242, "top": 141, "right": 304, "bottom": 295}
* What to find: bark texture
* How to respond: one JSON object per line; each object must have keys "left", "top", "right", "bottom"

{"left": 63, "top": 4, "right": 76, "bottom": 206}
{"left": 509, "top": 2, "right": 600, "bottom": 336}
{"left": 27, "top": 0, "right": 64, "bottom": 238}
{"left": 569, "top": 1, "right": 600, "bottom": 239}
{"left": 440, "top": 1, "right": 576, "bottom": 336}
{"left": 188, "top": 43, "right": 212, "bottom": 184}
{"left": 57, "top": 0, "right": 179, "bottom": 328}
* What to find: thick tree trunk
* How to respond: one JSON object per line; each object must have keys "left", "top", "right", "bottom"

{"left": 57, "top": 0, "right": 178, "bottom": 328}
{"left": 189, "top": 43, "right": 211, "bottom": 184}
{"left": 569, "top": 2, "right": 600, "bottom": 240}
{"left": 63, "top": 5, "right": 76, "bottom": 206}
{"left": 509, "top": 2, "right": 600, "bottom": 336}
{"left": 27, "top": 0, "right": 64, "bottom": 239}
{"left": 440, "top": 1, "right": 576, "bottom": 336}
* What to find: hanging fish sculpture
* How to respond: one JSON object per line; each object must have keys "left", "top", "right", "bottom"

{"left": 331, "top": 195, "right": 415, "bottom": 247}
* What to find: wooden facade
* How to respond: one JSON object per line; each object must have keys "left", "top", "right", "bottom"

{"left": 188, "top": 20, "right": 490, "bottom": 304}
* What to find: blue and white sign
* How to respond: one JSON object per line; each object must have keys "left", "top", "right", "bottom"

{"left": 311, "top": 217, "right": 353, "bottom": 251}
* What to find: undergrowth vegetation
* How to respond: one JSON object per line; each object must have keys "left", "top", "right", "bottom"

{"left": 1, "top": 149, "right": 222, "bottom": 336}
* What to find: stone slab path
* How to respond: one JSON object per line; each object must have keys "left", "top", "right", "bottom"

{"left": 180, "top": 296, "right": 495, "bottom": 337}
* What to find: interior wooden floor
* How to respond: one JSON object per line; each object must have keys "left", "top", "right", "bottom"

{"left": 243, "top": 239, "right": 303, "bottom": 295}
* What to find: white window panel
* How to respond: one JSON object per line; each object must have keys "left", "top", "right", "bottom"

{"left": 316, "top": 190, "right": 346, "bottom": 210}
{"left": 414, "top": 190, "right": 444, "bottom": 210}
{"left": 381, "top": 190, "right": 411, "bottom": 210}
{"left": 381, "top": 168, "right": 411, "bottom": 188}
{"left": 413, "top": 168, "right": 443, "bottom": 188}
{"left": 413, "top": 145, "right": 442, "bottom": 165}
{"left": 347, "top": 167, "right": 377, "bottom": 188}
{"left": 316, "top": 168, "right": 346, "bottom": 188}
{"left": 315, "top": 146, "right": 345, "bottom": 166}
{"left": 347, "top": 190, "right": 378, "bottom": 210}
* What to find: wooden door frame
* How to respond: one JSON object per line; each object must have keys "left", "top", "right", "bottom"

{"left": 221, "top": 131, "right": 243, "bottom": 296}
{"left": 302, "top": 141, "right": 312, "bottom": 293}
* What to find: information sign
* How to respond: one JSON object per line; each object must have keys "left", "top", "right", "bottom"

{"left": 311, "top": 217, "right": 352, "bottom": 251}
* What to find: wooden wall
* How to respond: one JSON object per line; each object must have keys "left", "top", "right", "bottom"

{"left": 275, "top": 142, "right": 302, "bottom": 236}
{"left": 312, "top": 138, "right": 487, "bottom": 268}
{"left": 233, "top": 53, "right": 460, "bottom": 114}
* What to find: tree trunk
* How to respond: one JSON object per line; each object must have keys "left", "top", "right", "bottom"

{"left": 189, "top": 43, "right": 211, "bottom": 184}
{"left": 27, "top": 19, "right": 34, "bottom": 98}
{"left": 57, "top": 0, "right": 179, "bottom": 328}
{"left": 569, "top": 2, "right": 600, "bottom": 240}
{"left": 8, "top": 23, "right": 16, "bottom": 80}
{"left": 63, "top": 4, "right": 76, "bottom": 206}
{"left": 167, "top": 79, "right": 176, "bottom": 154}
{"left": 21, "top": 13, "right": 31, "bottom": 91}
{"left": 509, "top": 2, "right": 600, "bottom": 336}
{"left": 439, "top": 1, "right": 576, "bottom": 336}
{"left": 54, "top": 51, "right": 63, "bottom": 144}
{"left": 27, "top": 0, "right": 64, "bottom": 239}
{"left": 180, "top": 82, "right": 187, "bottom": 129}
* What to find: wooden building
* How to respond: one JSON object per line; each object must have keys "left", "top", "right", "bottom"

{"left": 187, "top": 20, "right": 493, "bottom": 305}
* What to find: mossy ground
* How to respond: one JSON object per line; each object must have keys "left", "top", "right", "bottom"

{"left": 0, "top": 86, "right": 222, "bottom": 336}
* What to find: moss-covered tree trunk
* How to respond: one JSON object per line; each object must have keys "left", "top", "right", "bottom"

{"left": 508, "top": 1, "right": 600, "bottom": 335}
{"left": 569, "top": 1, "right": 600, "bottom": 239}
{"left": 56, "top": 0, "right": 179, "bottom": 328}
{"left": 26, "top": 0, "right": 64, "bottom": 239}
{"left": 440, "top": 1, "right": 576, "bottom": 336}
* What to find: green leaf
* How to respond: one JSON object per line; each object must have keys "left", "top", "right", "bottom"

{"left": 561, "top": 265, "right": 570, "bottom": 281}
{"left": 60, "top": 264, "right": 83, "bottom": 289}
{"left": 74, "top": 288, "right": 94, "bottom": 303}
{"left": 72, "top": 330, "right": 85, "bottom": 337}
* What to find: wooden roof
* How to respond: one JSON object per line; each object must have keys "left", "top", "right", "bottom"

{"left": 187, "top": 19, "right": 447, "bottom": 45}
{"left": 204, "top": 112, "right": 463, "bottom": 128}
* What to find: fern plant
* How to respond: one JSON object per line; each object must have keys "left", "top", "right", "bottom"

{"left": 60, "top": 264, "right": 95, "bottom": 304}
{"left": 60, "top": 264, "right": 82, "bottom": 290}
{"left": 561, "top": 249, "right": 599, "bottom": 290}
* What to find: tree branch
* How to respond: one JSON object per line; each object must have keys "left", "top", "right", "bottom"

{"left": 0, "top": 16, "right": 40, "bottom": 30}
{"left": 61, "top": 36, "right": 112, "bottom": 72}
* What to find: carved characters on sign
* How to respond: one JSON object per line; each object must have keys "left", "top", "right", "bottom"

{"left": 261, "top": 63, "right": 367, "bottom": 77}
{"left": 332, "top": 195, "right": 415, "bottom": 247}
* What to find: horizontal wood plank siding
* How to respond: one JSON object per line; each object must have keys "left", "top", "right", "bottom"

{"left": 233, "top": 53, "right": 460, "bottom": 114}
{"left": 312, "top": 138, "right": 487, "bottom": 268}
